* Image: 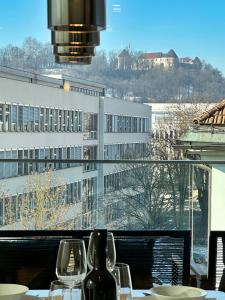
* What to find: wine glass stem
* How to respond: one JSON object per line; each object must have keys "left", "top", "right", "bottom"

{"left": 70, "top": 287, "right": 72, "bottom": 300}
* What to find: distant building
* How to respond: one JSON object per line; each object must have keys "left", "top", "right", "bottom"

{"left": 146, "top": 102, "right": 212, "bottom": 140}
{"left": 117, "top": 49, "right": 132, "bottom": 70}
{"left": 177, "top": 99, "right": 225, "bottom": 232}
{"left": 0, "top": 66, "right": 151, "bottom": 229}
{"left": 138, "top": 49, "right": 179, "bottom": 70}
{"left": 117, "top": 48, "right": 202, "bottom": 71}
{"left": 179, "top": 56, "right": 202, "bottom": 69}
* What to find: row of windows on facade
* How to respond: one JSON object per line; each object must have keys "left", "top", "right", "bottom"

{"left": 0, "top": 103, "right": 149, "bottom": 136}
{"left": 104, "top": 200, "right": 123, "bottom": 224}
{"left": 104, "top": 143, "right": 149, "bottom": 160}
{"left": 0, "top": 142, "right": 149, "bottom": 179}
{"left": 48, "top": 205, "right": 98, "bottom": 230}
{"left": 104, "top": 114, "right": 150, "bottom": 133}
{"left": 0, "top": 169, "right": 144, "bottom": 228}
{"left": 0, "top": 145, "right": 100, "bottom": 179}
{"left": 104, "top": 169, "right": 138, "bottom": 194}
{"left": 0, "top": 103, "right": 98, "bottom": 136}
{"left": 0, "top": 180, "right": 81, "bottom": 226}
{"left": 152, "top": 129, "right": 179, "bottom": 140}
{"left": 103, "top": 193, "right": 145, "bottom": 225}
{"left": 81, "top": 210, "right": 98, "bottom": 229}
{"left": 0, "top": 176, "right": 97, "bottom": 227}
{"left": 69, "top": 85, "right": 105, "bottom": 98}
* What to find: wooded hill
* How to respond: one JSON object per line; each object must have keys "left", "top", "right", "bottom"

{"left": 0, "top": 37, "right": 224, "bottom": 103}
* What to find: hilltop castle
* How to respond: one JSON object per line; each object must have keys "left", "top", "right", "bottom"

{"left": 117, "top": 49, "right": 202, "bottom": 71}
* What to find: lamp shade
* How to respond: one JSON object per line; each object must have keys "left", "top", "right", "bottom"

{"left": 48, "top": 0, "right": 106, "bottom": 32}
{"left": 48, "top": 0, "right": 106, "bottom": 64}
{"left": 52, "top": 31, "right": 100, "bottom": 46}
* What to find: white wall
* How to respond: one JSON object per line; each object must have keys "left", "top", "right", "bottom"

{"left": 104, "top": 97, "right": 151, "bottom": 118}
{"left": 0, "top": 132, "right": 85, "bottom": 149}
{"left": 211, "top": 165, "right": 225, "bottom": 230}
{"left": 0, "top": 77, "right": 99, "bottom": 113}
{"left": 104, "top": 133, "right": 150, "bottom": 145}
{"left": 0, "top": 166, "right": 90, "bottom": 195}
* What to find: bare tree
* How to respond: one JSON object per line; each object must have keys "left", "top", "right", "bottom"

{"left": 102, "top": 146, "right": 182, "bottom": 230}
{"left": 0, "top": 170, "right": 75, "bottom": 230}
{"left": 107, "top": 102, "right": 210, "bottom": 231}
{"left": 153, "top": 102, "right": 210, "bottom": 234}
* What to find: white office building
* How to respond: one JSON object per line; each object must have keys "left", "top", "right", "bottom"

{"left": 0, "top": 66, "right": 151, "bottom": 229}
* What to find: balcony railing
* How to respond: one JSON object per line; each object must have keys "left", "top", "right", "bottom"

{"left": 0, "top": 158, "right": 222, "bottom": 268}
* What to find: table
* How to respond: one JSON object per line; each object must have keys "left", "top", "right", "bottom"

{"left": 27, "top": 289, "right": 225, "bottom": 299}
{"left": 134, "top": 290, "right": 225, "bottom": 299}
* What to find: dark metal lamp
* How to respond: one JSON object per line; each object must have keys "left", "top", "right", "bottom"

{"left": 48, "top": 0, "right": 106, "bottom": 64}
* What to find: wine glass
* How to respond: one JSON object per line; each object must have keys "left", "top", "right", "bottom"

{"left": 87, "top": 232, "right": 116, "bottom": 272}
{"left": 116, "top": 263, "right": 133, "bottom": 300}
{"left": 56, "top": 239, "right": 87, "bottom": 287}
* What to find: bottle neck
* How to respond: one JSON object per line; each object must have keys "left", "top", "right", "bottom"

{"left": 93, "top": 229, "right": 108, "bottom": 270}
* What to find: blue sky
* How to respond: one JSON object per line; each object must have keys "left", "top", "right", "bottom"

{"left": 0, "top": 0, "right": 225, "bottom": 74}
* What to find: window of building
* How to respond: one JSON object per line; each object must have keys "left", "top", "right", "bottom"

{"left": 34, "top": 107, "right": 40, "bottom": 131}
{"left": 83, "top": 177, "right": 97, "bottom": 213}
{"left": 18, "top": 150, "right": 23, "bottom": 175}
{"left": 40, "top": 108, "right": 45, "bottom": 131}
{"left": 44, "top": 108, "right": 49, "bottom": 131}
{"left": 78, "top": 111, "right": 82, "bottom": 132}
{"left": 11, "top": 105, "right": 18, "bottom": 131}
{"left": 0, "top": 104, "right": 3, "bottom": 132}
{"left": 23, "top": 106, "right": 29, "bottom": 131}
{"left": 4, "top": 104, "right": 10, "bottom": 131}
{"left": 84, "top": 113, "right": 98, "bottom": 139}
{"left": 29, "top": 106, "right": 35, "bottom": 131}
{"left": 83, "top": 146, "right": 97, "bottom": 172}
{"left": 49, "top": 109, "right": 54, "bottom": 131}
{"left": 0, "top": 151, "right": 4, "bottom": 179}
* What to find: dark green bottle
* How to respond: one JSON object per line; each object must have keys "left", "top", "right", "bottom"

{"left": 82, "top": 229, "right": 117, "bottom": 300}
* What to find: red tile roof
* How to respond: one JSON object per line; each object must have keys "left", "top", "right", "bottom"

{"left": 139, "top": 49, "right": 178, "bottom": 60}
{"left": 193, "top": 100, "right": 225, "bottom": 125}
{"left": 140, "top": 52, "right": 163, "bottom": 59}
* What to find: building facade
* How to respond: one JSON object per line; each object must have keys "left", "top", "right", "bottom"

{"left": 138, "top": 49, "right": 179, "bottom": 70}
{"left": 178, "top": 99, "right": 225, "bottom": 232}
{"left": 117, "top": 49, "right": 202, "bottom": 71}
{"left": 0, "top": 66, "right": 151, "bottom": 229}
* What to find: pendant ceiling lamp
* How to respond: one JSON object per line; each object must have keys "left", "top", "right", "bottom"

{"left": 48, "top": 0, "right": 106, "bottom": 64}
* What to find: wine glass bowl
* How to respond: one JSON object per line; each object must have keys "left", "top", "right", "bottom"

{"left": 56, "top": 239, "right": 87, "bottom": 287}
{"left": 87, "top": 232, "right": 116, "bottom": 272}
{"left": 115, "top": 263, "right": 133, "bottom": 300}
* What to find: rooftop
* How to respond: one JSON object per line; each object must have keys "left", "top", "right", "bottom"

{"left": 0, "top": 65, "right": 105, "bottom": 91}
{"left": 193, "top": 99, "right": 225, "bottom": 126}
{"left": 139, "top": 49, "right": 178, "bottom": 60}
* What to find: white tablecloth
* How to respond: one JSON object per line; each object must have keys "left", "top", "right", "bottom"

{"left": 133, "top": 290, "right": 225, "bottom": 299}
{"left": 27, "top": 289, "right": 225, "bottom": 299}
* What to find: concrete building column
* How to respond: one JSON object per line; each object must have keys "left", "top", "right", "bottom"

{"left": 2, "top": 103, "right": 6, "bottom": 132}
{"left": 97, "top": 96, "right": 105, "bottom": 226}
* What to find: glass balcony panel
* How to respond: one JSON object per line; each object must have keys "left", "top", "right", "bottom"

{"left": 0, "top": 158, "right": 212, "bottom": 274}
